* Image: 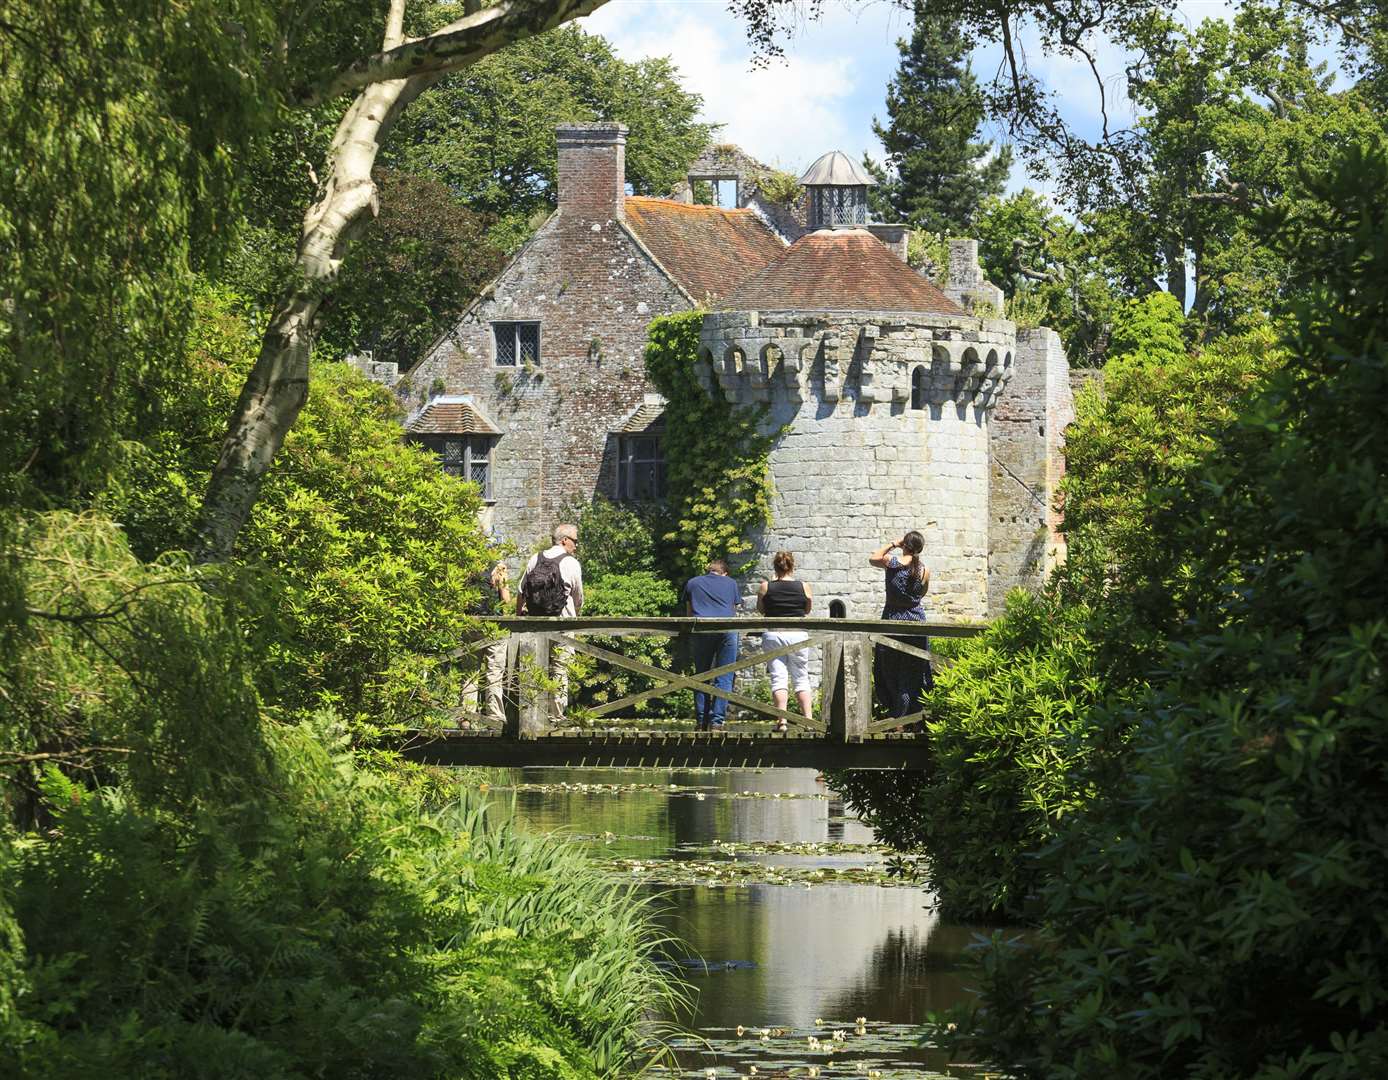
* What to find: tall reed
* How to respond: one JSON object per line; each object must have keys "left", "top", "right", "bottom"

{"left": 440, "top": 795, "right": 687, "bottom": 1075}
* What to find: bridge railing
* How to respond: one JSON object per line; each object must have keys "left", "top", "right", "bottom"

{"left": 450, "top": 616, "right": 987, "bottom": 742}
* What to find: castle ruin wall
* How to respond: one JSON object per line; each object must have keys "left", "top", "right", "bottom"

{"left": 987, "top": 326, "right": 1075, "bottom": 611}
{"left": 699, "top": 310, "right": 1016, "bottom": 622}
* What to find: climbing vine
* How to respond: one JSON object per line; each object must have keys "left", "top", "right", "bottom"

{"left": 644, "top": 312, "right": 776, "bottom": 581}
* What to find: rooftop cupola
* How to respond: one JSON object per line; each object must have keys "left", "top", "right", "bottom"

{"left": 800, "top": 150, "right": 876, "bottom": 228}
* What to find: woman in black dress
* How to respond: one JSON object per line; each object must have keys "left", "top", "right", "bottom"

{"left": 868, "top": 531, "right": 933, "bottom": 718}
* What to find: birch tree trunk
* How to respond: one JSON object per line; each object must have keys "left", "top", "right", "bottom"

{"left": 195, "top": 0, "right": 609, "bottom": 561}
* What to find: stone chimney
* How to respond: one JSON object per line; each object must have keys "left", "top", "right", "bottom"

{"left": 944, "top": 238, "right": 1005, "bottom": 315}
{"left": 556, "top": 122, "right": 627, "bottom": 223}
{"left": 865, "top": 223, "right": 909, "bottom": 263}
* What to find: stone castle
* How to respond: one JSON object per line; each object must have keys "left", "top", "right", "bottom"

{"left": 376, "top": 123, "right": 1075, "bottom": 618}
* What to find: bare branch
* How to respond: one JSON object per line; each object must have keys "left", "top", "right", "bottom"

{"left": 999, "top": 15, "right": 1028, "bottom": 121}
{"left": 0, "top": 747, "right": 134, "bottom": 764}
{"left": 293, "top": 0, "right": 612, "bottom": 108}
{"left": 1284, "top": 0, "right": 1373, "bottom": 46}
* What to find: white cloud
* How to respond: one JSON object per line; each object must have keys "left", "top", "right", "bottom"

{"left": 581, "top": 0, "right": 906, "bottom": 172}
{"left": 578, "top": 0, "right": 1349, "bottom": 200}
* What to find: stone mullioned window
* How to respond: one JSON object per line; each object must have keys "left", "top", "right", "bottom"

{"left": 493, "top": 321, "right": 540, "bottom": 367}
{"left": 416, "top": 435, "right": 495, "bottom": 501}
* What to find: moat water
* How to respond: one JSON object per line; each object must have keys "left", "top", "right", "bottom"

{"left": 482, "top": 766, "right": 1004, "bottom": 1078}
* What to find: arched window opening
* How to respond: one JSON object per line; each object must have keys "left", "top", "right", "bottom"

{"left": 911, "top": 366, "right": 928, "bottom": 409}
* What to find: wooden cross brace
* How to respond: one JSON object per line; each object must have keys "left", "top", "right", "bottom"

{"left": 565, "top": 634, "right": 832, "bottom": 730}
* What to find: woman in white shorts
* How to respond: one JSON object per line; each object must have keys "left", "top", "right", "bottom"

{"left": 756, "top": 550, "right": 813, "bottom": 731}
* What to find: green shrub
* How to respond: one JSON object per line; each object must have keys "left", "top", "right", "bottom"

{"left": 558, "top": 495, "right": 664, "bottom": 580}
{"left": 557, "top": 498, "right": 688, "bottom": 718}
{"left": 104, "top": 286, "right": 492, "bottom": 744}
{"left": 0, "top": 511, "right": 675, "bottom": 1077}
{"left": 831, "top": 299, "right": 1278, "bottom": 923}
{"left": 833, "top": 591, "right": 1116, "bottom": 921}
{"left": 959, "top": 143, "right": 1388, "bottom": 1079}
{"left": 753, "top": 169, "right": 802, "bottom": 206}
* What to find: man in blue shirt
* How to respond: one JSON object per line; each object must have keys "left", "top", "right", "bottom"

{"left": 683, "top": 558, "right": 742, "bottom": 730}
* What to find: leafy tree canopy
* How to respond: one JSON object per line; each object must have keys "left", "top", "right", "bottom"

{"left": 1047, "top": 5, "right": 1383, "bottom": 338}
{"left": 102, "top": 287, "right": 494, "bottom": 743}
{"left": 319, "top": 168, "right": 507, "bottom": 370}
{"left": 387, "top": 23, "right": 713, "bottom": 248}
{"left": 972, "top": 189, "right": 1120, "bottom": 365}
{"left": 961, "top": 139, "right": 1388, "bottom": 1080}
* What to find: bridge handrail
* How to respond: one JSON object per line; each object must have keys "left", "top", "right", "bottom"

{"left": 450, "top": 615, "right": 989, "bottom": 743}
{"left": 479, "top": 615, "right": 987, "bottom": 637}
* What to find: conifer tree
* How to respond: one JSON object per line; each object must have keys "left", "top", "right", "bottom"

{"left": 866, "top": 2, "right": 1012, "bottom": 235}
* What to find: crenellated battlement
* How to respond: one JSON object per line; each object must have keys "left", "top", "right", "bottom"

{"left": 696, "top": 310, "right": 1016, "bottom": 412}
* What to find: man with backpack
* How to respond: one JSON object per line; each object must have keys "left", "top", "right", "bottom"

{"left": 516, "top": 523, "right": 584, "bottom": 716}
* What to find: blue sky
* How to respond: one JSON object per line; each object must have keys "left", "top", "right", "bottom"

{"left": 578, "top": 0, "right": 1246, "bottom": 194}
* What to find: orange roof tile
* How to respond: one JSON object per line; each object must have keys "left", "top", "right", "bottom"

{"left": 614, "top": 400, "right": 666, "bottom": 433}
{"left": 623, "top": 197, "right": 785, "bottom": 304}
{"left": 718, "top": 229, "right": 966, "bottom": 315}
{"left": 406, "top": 397, "right": 500, "bottom": 435}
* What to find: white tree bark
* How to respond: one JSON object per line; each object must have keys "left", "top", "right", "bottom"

{"left": 196, "top": 0, "right": 610, "bottom": 561}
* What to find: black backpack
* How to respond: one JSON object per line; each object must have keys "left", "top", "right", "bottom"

{"left": 523, "top": 552, "right": 569, "bottom": 615}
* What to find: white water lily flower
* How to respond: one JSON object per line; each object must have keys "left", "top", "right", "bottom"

{"left": 736, "top": 1025, "right": 745, "bottom": 1036}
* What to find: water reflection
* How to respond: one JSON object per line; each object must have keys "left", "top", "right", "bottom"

{"left": 489, "top": 766, "right": 995, "bottom": 1073}
{"left": 661, "top": 883, "right": 946, "bottom": 1029}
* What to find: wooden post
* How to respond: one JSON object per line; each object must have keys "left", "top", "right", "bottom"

{"left": 829, "top": 634, "right": 871, "bottom": 742}
{"left": 502, "top": 632, "right": 521, "bottom": 737}
{"left": 821, "top": 632, "right": 845, "bottom": 732}
{"left": 510, "top": 632, "right": 551, "bottom": 739}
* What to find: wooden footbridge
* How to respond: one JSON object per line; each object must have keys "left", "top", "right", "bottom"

{"left": 402, "top": 617, "right": 985, "bottom": 770}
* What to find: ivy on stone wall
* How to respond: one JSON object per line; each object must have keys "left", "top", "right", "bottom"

{"left": 644, "top": 312, "right": 776, "bottom": 580}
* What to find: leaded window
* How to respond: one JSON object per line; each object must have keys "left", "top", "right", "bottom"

{"left": 493, "top": 322, "right": 539, "bottom": 367}
{"left": 419, "top": 435, "right": 494, "bottom": 500}
{"left": 617, "top": 436, "right": 666, "bottom": 501}
{"left": 808, "top": 185, "right": 868, "bottom": 227}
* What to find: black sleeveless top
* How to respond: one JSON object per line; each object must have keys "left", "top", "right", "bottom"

{"left": 763, "top": 578, "right": 808, "bottom": 617}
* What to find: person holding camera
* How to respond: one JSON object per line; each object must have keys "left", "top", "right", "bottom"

{"left": 868, "top": 531, "right": 933, "bottom": 718}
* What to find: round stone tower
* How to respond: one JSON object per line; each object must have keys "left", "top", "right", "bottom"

{"left": 697, "top": 228, "right": 1015, "bottom": 621}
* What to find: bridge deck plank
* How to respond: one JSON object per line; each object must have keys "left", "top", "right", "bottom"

{"left": 401, "top": 731, "right": 928, "bottom": 769}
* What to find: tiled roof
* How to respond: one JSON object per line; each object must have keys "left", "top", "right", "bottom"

{"left": 406, "top": 396, "right": 500, "bottom": 435}
{"left": 614, "top": 399, "right": 666, "bottom": 433}
{"left": 623, "top": 197, "right": 785, "bottom": 304}
{"left": 718, "top": 229, "right": 966, "bottom": 315}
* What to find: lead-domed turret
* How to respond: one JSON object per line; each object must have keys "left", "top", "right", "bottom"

{"left": 799, "top": 150, "right": 876, "bottom": 228}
